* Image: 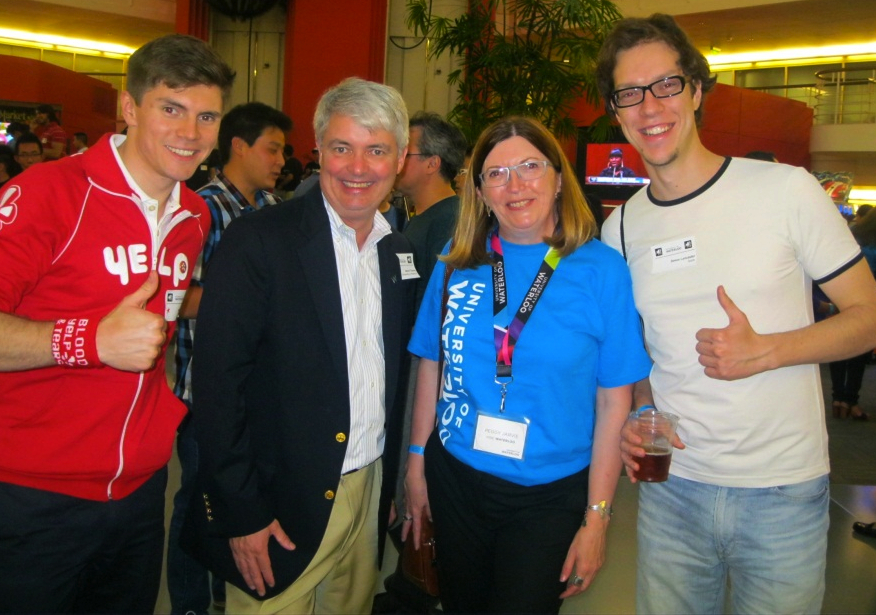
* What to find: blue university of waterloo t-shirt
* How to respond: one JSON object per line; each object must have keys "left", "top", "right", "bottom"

{"left": 408, "top": 237, "right": 651, "bottom": 486}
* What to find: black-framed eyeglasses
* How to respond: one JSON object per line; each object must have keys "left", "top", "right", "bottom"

{"left": 479, "top": 160, "right": 550, "bottom": 188}
{"left": 612, "top": 75, "right": 687, "bottom": 108}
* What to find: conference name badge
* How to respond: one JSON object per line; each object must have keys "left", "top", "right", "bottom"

{"left": 473, "top": 411, "right": 528, "bottom": 460}
{"left": 397, "top": 253, "right": 420, "bottom": 280}
{"left": 651, "top": 236, "right": 696, "bottom": 273}
{"left": 164, "top": 289, "right": 186, "bottom": 321}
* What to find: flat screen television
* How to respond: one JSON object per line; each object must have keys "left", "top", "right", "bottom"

{"left": 576, "top": 127, "right": 650, "bottom": 203}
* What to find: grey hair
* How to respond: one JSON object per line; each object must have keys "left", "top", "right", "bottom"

{"left": 410, "top": 111, "right": 468, "bottom": 182}
{"left": 313, "top": 78, "right": 409, "bottom": 152}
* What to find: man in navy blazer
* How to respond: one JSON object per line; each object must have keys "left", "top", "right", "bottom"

{"left": 184, "top": 78, "right": 417, "bottom": 613}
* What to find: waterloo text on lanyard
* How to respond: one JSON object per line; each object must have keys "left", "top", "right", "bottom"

{"left": 490, "top": 231, "right": 562, "bottom": 412}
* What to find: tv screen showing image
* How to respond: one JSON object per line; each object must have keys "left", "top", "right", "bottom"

{"left": 583, "top": 142, "right": 650, "bottom": 188}
{"left": 576, "top": 127, "right": 650, "bottom": 204}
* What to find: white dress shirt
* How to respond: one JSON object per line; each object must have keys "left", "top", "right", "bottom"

{"left": 323, "top": 197, "right": 391, "bottom": 473}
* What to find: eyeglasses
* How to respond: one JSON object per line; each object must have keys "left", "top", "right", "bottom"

{"left": 16, "top": 152, "right": 42, "bottom": 158}
{"left": 612, "top": 75, "right": 687, "bottom": 109}
{"left": 479, "top": 160, "right": 550, "bottom": 188}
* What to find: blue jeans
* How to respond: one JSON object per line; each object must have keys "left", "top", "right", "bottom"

{"left": 637, "top": 474, "right": 829, "bottom": 615}
{"left": 167, "top": 416, "right": 225, "bottom": 615}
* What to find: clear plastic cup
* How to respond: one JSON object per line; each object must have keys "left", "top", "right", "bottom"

{"left": 627, "top": 407, "right": 679, "bottom": 482}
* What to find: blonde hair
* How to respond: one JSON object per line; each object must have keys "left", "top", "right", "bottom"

{"left": 444, "top": 116, "right": 597, "bottom": 269}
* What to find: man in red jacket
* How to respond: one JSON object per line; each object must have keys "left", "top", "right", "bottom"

{"left": 0, "top": 34, "right": 234, "bottom": 613}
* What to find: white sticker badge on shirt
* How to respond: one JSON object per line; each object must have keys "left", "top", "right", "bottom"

{"left": 473, "top": 412, "right": 528, "bottom": 460}
{"left": 164, "top": 289, "right": 186, "bottom": 322}
{"left": 396, "top": 253, "right": 420, "bottom": 280}
{"left": 651, "top": 236, "right": 697, "bottom": 274}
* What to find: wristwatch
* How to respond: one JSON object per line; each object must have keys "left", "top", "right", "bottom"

{"left": 582, "top": 500, "right": 613, "bottom": 526}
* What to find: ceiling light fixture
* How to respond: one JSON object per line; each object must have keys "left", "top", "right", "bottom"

{"left": 0, "top": 28, "right": 135, "bottom": 56}
{"left": 750, "top": 57, "right": 844, "bottom": 68}
{"left": 850, "top": 187, "right": 876, "bottom": 203}
{"left": 708, "top": 41, "right": 876, "bottom": 70}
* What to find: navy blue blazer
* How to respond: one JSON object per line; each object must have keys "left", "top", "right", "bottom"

{"left": 183, "top": 184, "right": 416, "bottom": 599}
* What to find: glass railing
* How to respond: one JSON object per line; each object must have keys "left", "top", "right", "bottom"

{"left": 812, "top": 65, "right": 876, "bottom": 124}
{"left": 746, "top": 63, "right": 876, "bottom": 125}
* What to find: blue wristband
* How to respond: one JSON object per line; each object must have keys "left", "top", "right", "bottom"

{"left": 635, "top": 405, "right": 656, "bottom": 414}
{"left": 409, "top": 444, "right": 425, "bottom": 456}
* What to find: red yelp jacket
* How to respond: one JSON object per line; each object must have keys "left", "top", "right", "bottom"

{"left": 0, "top": 134, "right": 208, "bottom": 501}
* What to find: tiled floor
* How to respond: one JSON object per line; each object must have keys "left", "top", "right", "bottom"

{"left": 154, "top": 462, "right": 876, "bottom": 614}
{"left": 155, "top": 358, "right": 876, "bottom": 613}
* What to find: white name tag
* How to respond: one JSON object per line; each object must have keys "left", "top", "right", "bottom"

{"left": 397, "top": 253, "right": 420, "bottom": 280}
{"left": 651, "top": 236, "right": 696, "bottom": 273}
{"left": 473, "top": 412, "right": 528, "bottom": 460}
{"left": 164, "top": 289, "right": 186, "bottom": 321}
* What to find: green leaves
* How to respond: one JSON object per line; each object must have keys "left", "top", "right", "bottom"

{"left": 407, "top": 0, "right": 621, "bottom": 143}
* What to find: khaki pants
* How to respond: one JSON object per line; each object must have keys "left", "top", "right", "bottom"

{"left": 226, "top": 460, "right": 382, "bottom": 614}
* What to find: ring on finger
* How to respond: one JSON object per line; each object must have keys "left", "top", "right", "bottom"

{"left": 571, "top": 574, "right": 584, "bottom": 587}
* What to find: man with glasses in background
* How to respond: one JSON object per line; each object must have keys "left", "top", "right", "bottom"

{"left": 598, "top": 14, "right": 876, "bottom": 615}
{"left": 395, "top": 111, "right": 466, "bottom": 307}
{"left": 13, "top": 133, "right": 43, "bottom": 171}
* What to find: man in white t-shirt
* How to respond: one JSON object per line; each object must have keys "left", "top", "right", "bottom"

{"left": 598, "top": 13, "right": 876, "bottom": 615}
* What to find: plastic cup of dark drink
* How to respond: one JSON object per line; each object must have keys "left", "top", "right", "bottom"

{"left": 627, "top": 407, "right": 679, "bottom": 482}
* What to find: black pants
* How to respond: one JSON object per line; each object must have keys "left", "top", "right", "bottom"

{"left": 424, "top": 431, "right": 589, "bottom": 614}
{"left": 830, "top": 350, "right": 871, "bottom": 405}
{"left": 0, "top": 467, "right": 167, "bottom": 613}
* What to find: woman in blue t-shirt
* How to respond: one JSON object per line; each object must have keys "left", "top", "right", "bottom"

{"left": 403, "top": 116, "right": 651, "bottom": 613}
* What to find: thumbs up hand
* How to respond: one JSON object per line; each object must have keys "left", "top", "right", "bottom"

{"left": 96, "top": 271, "right": 168, "bottom": 372}
{"left": 695, "top": 286, "right": 771, "bottom": 381}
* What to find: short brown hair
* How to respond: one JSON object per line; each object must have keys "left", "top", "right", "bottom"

{"left": 127, "top": 34, "right": 235, "bottom": 105}
{"left": 596, "top": 14, "right": 716, "bottom": 123}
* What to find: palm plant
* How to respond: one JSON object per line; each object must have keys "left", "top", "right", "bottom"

{"left": 406, "top": 0, "right": 622, "bottom": 144}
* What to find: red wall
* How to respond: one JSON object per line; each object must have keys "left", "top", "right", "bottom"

{"left": 176, "top": 0, "right": 210, "bottom": 41}
{"left": 282, "top": 0, "right": 388, "bottom": 157}
{"left": 700, "top": 83, "right": 812, "bottom": 168}
{"left": 0, "top": 55, "right": 117, "bottom": 148}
